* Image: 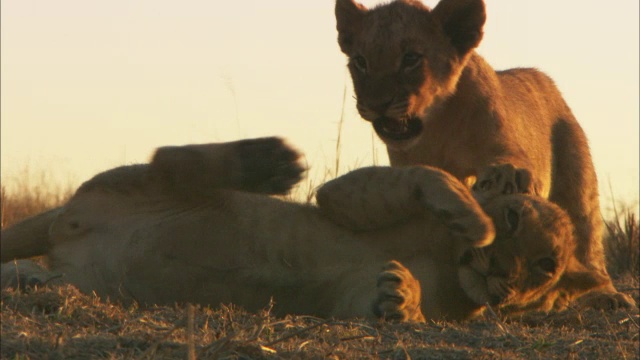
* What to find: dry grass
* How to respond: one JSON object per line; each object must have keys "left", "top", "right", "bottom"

{"left": 1, "top": 284, "right": 638, "bottom": 359}
{"left": 1, "top": 167, "right": 74, "bottom": 229}
{"left": 1, "top": 170, "right": 639, "bottom": 359}
{"left": 604, "top": 208, "right": 640, "bottom": 278}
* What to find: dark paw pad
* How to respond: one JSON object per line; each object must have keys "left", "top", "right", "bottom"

{"left": 236, "top": 137, "right": 306, "bottom": 194}
{"left": 473, "top": 164, "right": 535, "bottom": 203}
{"left": 373, "top": 261, "right": 424, "bottom": 322}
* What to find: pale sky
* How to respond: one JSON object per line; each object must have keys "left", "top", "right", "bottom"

{"left": 1, "top": 0, "right": 638, "bottom": 212}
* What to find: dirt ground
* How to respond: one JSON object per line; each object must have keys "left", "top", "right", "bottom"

{"left": 1, "top": 274, "right": 638, "bottom": 360}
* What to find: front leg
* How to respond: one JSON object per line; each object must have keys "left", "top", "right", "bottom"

{"left": 328, "top": 261, "right": 424, "bottom": 322}
{"left": 317, "top": 166, "right": 494, "bottom": 247}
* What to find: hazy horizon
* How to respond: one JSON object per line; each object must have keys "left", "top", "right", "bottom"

{"left": 2, "top": 0, "right": 638, "bottom": 214}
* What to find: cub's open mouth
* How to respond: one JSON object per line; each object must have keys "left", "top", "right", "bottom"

{"left": 372, "top": 116, "right": 423, "bottom": 141}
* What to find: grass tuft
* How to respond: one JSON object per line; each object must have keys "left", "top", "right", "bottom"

{"left": 604, "top": 208, "right": 640, "bottom": 278}
{"left": 1, "top": 167, "right": 74, "bottom": 229}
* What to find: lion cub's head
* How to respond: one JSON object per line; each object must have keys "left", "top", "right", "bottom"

{"left": 458, "top": 194, "right": 609, "bottom": 314}
{"left": 335, "top": 0, "right": 485, "bottom": 148}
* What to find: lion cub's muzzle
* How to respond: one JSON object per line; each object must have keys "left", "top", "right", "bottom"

{"left": 372, "top": 116, "right": 423, "bottom": 142}
{"left": 458, "top": 248, "right": 515, "bottom": 306}
{"left": 356, "top": 97, "right": 423, "bottom": 142}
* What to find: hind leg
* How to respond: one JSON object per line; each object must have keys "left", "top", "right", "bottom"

{"left": 551, "top": 122, "right": 635, "bottom": 309}
{"left": 151, "top": 137, "right": 306, "bottom": 197}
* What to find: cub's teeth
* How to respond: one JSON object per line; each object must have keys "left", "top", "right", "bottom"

{"left": 384, "top": 123, "right": 409, "bottom": 135}
{"left": 390, "top": 128, "right": 408, "bottom": 135}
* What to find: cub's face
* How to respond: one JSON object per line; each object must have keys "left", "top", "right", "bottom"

{"left": 335, "top": 0, "right": 486, "bottom": 149}
{"left": 457, "top": 195, "right": 604, "bottom": 314}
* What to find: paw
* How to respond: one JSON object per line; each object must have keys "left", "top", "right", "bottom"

{"left": 576, "top": 291, "right": 637, "bottom": 311}
{"left": 446, "top": 211, "right": 496, "bottom": 248}
{"left": 1, "top": 261, "right": 57, "bottom": 291}
{"left": 373, "top": 261, "right": 425, "bottom": 322}
{"left": 151, "top": 137, "right": 305, "bottom": 196}
{"left": 472, "top": 164, "right": 534, "bottom": 204}
{"left": 234, "top": 137, "right": 306, "bottom": 195}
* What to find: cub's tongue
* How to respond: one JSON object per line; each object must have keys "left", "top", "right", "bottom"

{"left": 373, "top": 116, "right": 423, "bottom": 141}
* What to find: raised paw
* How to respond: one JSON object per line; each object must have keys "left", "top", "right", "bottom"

{"left": 234, "top": 137, "right": 306, "bottom": 195}
{"left": 445, "top": 210, "right": 496, "bottom": 248}
{"left": 472, "top": 164, "right": 535, "bottom": 204}
{"left": 373, "top": 261, "right": 425, "bottom": 322}
{"left": 151, "top": 137, "right": 305, "bottom": 196}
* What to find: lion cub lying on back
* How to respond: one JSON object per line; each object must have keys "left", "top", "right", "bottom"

{"left": 1, "top": 138, "right": 605, "bottom": 321}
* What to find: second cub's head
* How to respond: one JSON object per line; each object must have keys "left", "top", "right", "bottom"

{"left": 335, "top": 0, "right": 485, "bottom": 148}
{"left": 458, "top": 195, "right": 609, "bottom": 314}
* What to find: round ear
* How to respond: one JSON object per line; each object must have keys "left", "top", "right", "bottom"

{"left": 335, "top": 0, "right": 367, "bottom": 54}
{"left": 431, "top": 0, "right": 486, "bottom": 56}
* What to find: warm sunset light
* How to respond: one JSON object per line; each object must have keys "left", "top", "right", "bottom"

{"left": 2, "top": 2, "right": 639, "bottom": 358}
{"left": 1, "top": 0, "right": 638, "bottom": 211}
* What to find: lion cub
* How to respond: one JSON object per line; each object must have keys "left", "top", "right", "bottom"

{"left": 335, "top": 0, "right": 634, "bottom": 309}
{"left": 458, "top": 164, "right": 614, "bottom": 315}
{"left": 1, "top": 138, "right": 606, "bottom": 321}
{"left": 2, "top": 137, "right": 493, "bottom": 321}
{"left": 0, "top": 138, "right": 602, "bottom": 321}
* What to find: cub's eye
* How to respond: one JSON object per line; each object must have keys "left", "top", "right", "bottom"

{"left": 402, "top": 52, "right": 422, "bottom": 70}
{"left": 351, "top": 55, "right": 367, "bottom": 73}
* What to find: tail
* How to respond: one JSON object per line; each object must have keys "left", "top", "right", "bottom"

{"left": 1, "top": 207, "right": 62, "bottom": 263}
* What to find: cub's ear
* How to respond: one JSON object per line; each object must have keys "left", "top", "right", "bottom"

{"left": 335, "top": 0, "right": 367, "bottom": 54}
{"left": 504, "top": 205, "right": 522, "bottom": 236}
{"left": 431, "top": 0, "right": 486, "bottom": 56}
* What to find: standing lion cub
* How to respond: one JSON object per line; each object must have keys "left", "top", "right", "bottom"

{"left": 335, "top": 0, "right": 634, "bottom": 309}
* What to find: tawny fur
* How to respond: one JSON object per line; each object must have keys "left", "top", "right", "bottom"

{"left": 1, "top": 138, "right": 493, "bottom": 321}
{"left": 460, "top": 164, "right": 611, "bottom": 314}
{"left": 335, "top": 0, "right": 634, "bottom": 309}
{"left": 1, "top": 138, "right": 598, "bottom": 321}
